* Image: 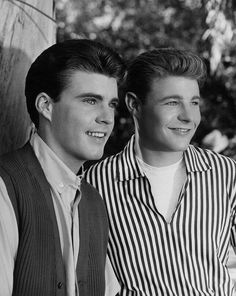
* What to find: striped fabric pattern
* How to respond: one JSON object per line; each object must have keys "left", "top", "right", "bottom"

{"left": 85, "top": 135, "right": 236, "bottom": 296}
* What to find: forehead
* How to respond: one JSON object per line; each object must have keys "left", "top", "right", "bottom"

{"left": 149, "top": 75, "right": 200, "bottom": 98}
{"left": 64, "top": 70, "right": 118, "bottom": 95}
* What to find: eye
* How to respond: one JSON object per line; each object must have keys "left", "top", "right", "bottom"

{"left": 192, "top": 100, "right": 200, "bottom": 106}
{"left": 83, "top": 97, "right": 97, "bottom": 105}
{"left": 109, "top": 100, "right": 119, "bottom": 109}
{"left": 165, "top": 100, "right": 178, "bottom": 106}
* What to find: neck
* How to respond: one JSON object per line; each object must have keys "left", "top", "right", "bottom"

{"left": 135, "top": 135, "right": 184, "bottom": 167}
{"left": 38, "top": 129, "right": 83, "bottom": 174}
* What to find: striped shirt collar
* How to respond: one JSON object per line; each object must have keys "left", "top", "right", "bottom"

{"left": 117, "top": 135, "right": 211, "bottom": 181}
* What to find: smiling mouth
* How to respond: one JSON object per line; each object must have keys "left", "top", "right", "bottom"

{"left": 86, "top": 131, "right": 107, "bottom": 138}
{"left": 169, "top": 128, "right": 192, "bottom": 134}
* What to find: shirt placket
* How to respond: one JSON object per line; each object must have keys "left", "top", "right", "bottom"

{"left": 60, "top": 183, "right": 81, "bottom": 296}
{"left": 71, "top": 188, "right": 81, "bottom": 296}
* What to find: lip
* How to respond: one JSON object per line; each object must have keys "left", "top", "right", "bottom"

{"left": 168, "top": 127, "right": 192, "bottom": 135}
{"left": 86, "top": 131, "right": 108, "bottom": 138}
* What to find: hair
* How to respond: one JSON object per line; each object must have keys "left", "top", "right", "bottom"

{"left": 25, "top": 39, "right": 126, "bottom": 128}
{"left": 125, "top": 48, "right": 207, "bottom": 103}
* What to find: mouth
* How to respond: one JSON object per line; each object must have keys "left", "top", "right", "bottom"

{"left": 86, "top": 131, "right": 107, "bottom": 138}
{"left": 169, "top": 128, "right": 192, "bottom": 134}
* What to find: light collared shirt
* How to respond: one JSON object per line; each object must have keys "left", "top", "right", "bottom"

{"left": 0, "top": 133, "right": 119, "bottom": 296}
{"left": 86, "top": 134, "right": 236, "bottom": 296}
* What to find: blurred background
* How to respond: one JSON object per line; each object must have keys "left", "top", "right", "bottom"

{"left": 1, "top": 0, "right": 236, "bottom": 159}
{"left": 55, "top": 0, "right": 236, "bottom": 159}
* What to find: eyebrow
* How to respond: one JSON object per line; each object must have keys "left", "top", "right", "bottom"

{"left": 160, "top": 95, "right": 201, "bottom": 102}
{"left": 75, "top": 92, "right": 119, "bottom": 101}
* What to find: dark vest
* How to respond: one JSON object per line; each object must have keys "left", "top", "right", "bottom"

{"left": 0, "top": 143, "right": 108, "bottom": 296}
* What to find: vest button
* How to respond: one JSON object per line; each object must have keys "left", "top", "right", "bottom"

{"left": 57, "top": 282, "right": 63, "bottom": 289}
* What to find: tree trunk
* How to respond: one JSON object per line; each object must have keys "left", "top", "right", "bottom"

{"left": 0, "top": 0, "right": 56, "bottom": 155}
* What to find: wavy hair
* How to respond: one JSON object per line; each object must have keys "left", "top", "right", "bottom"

{"left": 125, "top": 48, "right": 206, "bottom": 103}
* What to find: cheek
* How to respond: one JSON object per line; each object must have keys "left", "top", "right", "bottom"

{"left": 51, "top": 103, "right": 69, "bottom": 123}
{"left": 195, "top": 110, "right": 201, "bottom": 126}
{"left": 139, "top": 117, "right": 153, "bottom": 132}
{"left": 151, "top": 111, "right": 168, "bottom": 128}
{"left": 144, "top": 112, "right": 161, "bottom": 127}
{"left": 51, "top": 108, "right": 78, "bottom": 136}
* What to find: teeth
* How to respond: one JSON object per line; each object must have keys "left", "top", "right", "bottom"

{"left": 87, "top": 131, "right": 105, "bottom": 138}
{"left": 171, "top": 128, "right": 190, "bottom": 132}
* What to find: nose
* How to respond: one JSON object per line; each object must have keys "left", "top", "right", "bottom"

{"left": 177, "top": 104, "right": 193, "bottom": 122}
{"left": 96, "top": 105, "right": 114, "bottom": 125}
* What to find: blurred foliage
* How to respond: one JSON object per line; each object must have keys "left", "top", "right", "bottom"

{"left": 55, "top": 0, "right": 236, "bottom": 159}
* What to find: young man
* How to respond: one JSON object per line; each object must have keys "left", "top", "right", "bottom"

{"left": 0, "top": 39, "right": 125, "bottom": 296}
{"left": 86, "top": 48, "right": 236, "bottom": 295}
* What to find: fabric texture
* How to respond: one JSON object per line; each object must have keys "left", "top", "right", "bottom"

{"left": 0, "top": 143, "right": 108, "bottom": 296}
{"left": 85, "top": 134, "right": 236, "bottom": 296}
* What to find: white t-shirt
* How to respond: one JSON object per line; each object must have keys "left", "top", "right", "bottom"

{"left": 136, "top": 156, "right": 187, "bottom": 223}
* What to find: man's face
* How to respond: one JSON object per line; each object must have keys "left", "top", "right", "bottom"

{"left": 136, "top": 76, "right": 201, "bottom": 154}
{"left": 48, "top": 70, "right": 118, "bottom": 171}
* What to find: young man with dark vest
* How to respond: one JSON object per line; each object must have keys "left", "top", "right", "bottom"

{"left": 0, "top": 39, "right": 125, "bottom": 296}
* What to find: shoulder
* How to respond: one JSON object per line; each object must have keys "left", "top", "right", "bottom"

{"left": 0, "top": 148, "right": 22, "bottom": 179}
{"left": 0, "top": 146, "right": 32, "bottom": 224}
{"left": 82, "top": 179, "right": 102, "bottom": 198}
{"left": 81, "top": 179, "right": 105, "bottom": 205}
{"left": 0, "top": 143, "right": 33, "bottom": 173}
{"left": 0, "top": 149, "right": 19, "bottom": 167}
{"left": 85, "top": 152, "right": 121, "bottom": 181}
{"left": 80, "top": 179, "right": 108, "bottom": 222}
{"left": 189, "top": 145, "right": 236, "bottom": 169}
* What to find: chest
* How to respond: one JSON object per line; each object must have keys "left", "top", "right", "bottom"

{"left": 106, "top": 171, "right": 232, "bottom": 256}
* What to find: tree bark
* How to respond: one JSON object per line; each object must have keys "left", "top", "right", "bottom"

{"left": 0, "top": 0, "right": 56, "bottom": 155}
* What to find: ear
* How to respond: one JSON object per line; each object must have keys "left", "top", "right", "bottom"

{"left": 125, "top": 92, "right": 141, "bottom": 117}
{"left": 35, "top": 92, "right": 53, "bottom": 122}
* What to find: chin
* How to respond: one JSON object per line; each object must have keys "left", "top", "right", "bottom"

{"left": 173, "top": 144, "right": 189, "bottom": 152}
{"left": 88, "top": 151, "right": 104, "bottom": 161}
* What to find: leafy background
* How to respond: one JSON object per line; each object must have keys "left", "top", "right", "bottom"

{"left": 55, "top": 0, "right": 236, "bottom": 159}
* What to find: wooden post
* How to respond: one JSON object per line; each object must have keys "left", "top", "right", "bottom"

{"left": 0, "top": 0, "right": 56, "bottom": 155}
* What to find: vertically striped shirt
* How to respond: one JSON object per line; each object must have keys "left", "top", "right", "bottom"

{"left": 85, "top": 135, "right": 236, "bottom": 296}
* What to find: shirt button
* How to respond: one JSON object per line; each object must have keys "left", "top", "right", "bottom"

{"left": 57, "top": 282, "right": 63, "bottom": 289}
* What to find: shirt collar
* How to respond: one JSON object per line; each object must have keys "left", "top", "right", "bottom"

{"left": 117, "top": 134, "right": 211, "bottom": 181}
{"left": 184, "top": 144, "right": 211, "bottom": 173}
{"left": 30, "top": 133, "right": 84, "bottom": 194}
{"left": 117, "top": 135, "right": 145, "bottom": 181}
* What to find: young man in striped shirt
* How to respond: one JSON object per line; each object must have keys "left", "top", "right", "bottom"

{"left": 85, "top": 48, "right": 236, "bottom": 295}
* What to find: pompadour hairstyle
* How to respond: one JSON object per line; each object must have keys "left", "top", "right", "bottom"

{"left": 25, "top": 39, "right": 126, "bottom": 128}
{"left": 125, "top": 48, "right": 207, "bottom": 103}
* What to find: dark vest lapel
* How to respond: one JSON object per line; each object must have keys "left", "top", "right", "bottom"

{"left": 18, "top": 143, "right": 66, "bottom": 290}
{"left": 76, "top": 180, "right": 90, "bottom": 293}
